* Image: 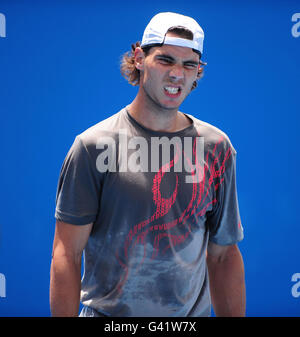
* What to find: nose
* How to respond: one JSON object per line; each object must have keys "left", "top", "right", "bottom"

{"left": 169, "top": 64, "right": 184, "bottom": 81}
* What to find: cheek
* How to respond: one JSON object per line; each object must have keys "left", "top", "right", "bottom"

{"left": 143, "top": 66, "right": 163, "bottom": 86}
{"left": 185, "top": 71, "right": 198, "bottom": 89}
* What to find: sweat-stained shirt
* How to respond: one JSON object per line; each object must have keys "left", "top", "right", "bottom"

{"left": 55, "top": 107, "right": 244, "bottom": 317}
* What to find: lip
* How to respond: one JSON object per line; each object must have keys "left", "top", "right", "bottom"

{"left": 163, "top": 86, "right": 182, "bottom": 98}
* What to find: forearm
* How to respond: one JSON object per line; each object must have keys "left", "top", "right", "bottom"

{"left": 50, "top": 254, "right": 82, "bottom": 317}
{"left": 207, "top": 245, "right": 246, "bottom": 317}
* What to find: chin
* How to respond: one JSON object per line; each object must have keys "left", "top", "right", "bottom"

{"left": 160, "top": 100, "right": 182, "bottom": 110}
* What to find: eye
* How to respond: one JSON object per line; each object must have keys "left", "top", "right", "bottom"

{"left": 184, "top": 63, "right": 198, "bottom": 70}
{"left": 157, "top": 57, "right": 174, "bottom": 65}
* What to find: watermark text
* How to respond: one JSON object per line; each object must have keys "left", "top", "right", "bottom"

{"left": 0, "top": 273, "right": 6, "bottom": 298}
{"left": 291, "top": 273, "right": 300, "bottom": 298}
{"left": 0, "top": 13, "right": 6, "bottom": 38}
{"left": 291, "top": 13, "right": 300, "bottom": 38}
{"left": 95, "top": 130, "right": 204, "bottom": 183}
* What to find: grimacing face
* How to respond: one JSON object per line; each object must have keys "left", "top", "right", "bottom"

{"left": 135, "top": 41, "right": 200, "bottom": 112}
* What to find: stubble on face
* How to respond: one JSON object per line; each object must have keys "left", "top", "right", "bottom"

{"left": 139, "top": 44, "right": 200, "bottom": 115}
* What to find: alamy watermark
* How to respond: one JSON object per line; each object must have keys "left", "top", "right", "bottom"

{"left": 291, "top": 13, "right": 300, "bottom": 38}
{"left": 0, "top": 273, "right": 6, "bottom": 298}
{"left": 291, "top": 273, "right": 300, "bottom": 298}
{"left": 0, "top": 13, "right": 6, "bottom": 38}
{"left": 95, "top": 130, "right": 204, "bottom": 183}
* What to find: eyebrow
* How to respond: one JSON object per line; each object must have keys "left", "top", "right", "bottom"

{"left": 156, "top": 54, "right": 199, "bottom": 65}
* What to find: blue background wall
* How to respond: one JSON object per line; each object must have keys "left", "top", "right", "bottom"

{"left": 0, "top": 0, "right": 299, "bottom": 316}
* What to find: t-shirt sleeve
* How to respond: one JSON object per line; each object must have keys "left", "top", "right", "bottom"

{"left": 207, "top": 144, "right": 244, "bottom": 246}
{"left": 55, "top": 136, "right": 102, "bottom": 225}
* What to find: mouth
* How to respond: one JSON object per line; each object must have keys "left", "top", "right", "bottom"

{"left": 163, "top": 86, "right": 182, "bottom": 98}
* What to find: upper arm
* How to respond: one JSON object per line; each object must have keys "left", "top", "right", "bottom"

{"left": 207, "top": 241, "right": 238, "bottom": 264}
{"left": 52, "top": 220, "right": 93, "bottom": 262}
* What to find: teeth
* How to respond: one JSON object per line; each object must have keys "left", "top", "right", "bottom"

{"left": 164, "top": 86, "right": 179, "bottom": 94}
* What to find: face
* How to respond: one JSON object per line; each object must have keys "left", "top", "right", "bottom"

{"left": 135, "top": 40, "right": 200, "bottom": 112}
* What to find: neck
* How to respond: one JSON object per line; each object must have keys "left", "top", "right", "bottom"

{"left": 128, "top": 86, "right": 191, "bottom": 133}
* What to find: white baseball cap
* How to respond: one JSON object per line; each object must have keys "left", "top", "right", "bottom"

{"left": 141, "top": 12, "right": 205, "bottom": 56}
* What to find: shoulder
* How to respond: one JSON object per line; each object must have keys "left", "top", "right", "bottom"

{"left": 73, "top": 108, "right": 127, "bottom": 153}
{"left": 186, "top": 113, "right": 237, "bottom": 155}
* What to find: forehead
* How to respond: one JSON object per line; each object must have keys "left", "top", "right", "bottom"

{"left": 149, "top": 43, "right": 200, "bottom": 62}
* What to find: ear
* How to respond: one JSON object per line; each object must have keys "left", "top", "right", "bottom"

{"left": 134, "top": 47, "right": 145, "bottom": 71}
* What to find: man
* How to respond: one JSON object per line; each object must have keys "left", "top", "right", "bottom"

{"left": 50, "top": 12, "right": 246, "bottom": 317}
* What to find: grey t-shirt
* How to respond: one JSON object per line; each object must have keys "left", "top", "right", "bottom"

{"left": 55, "top": 107, "right": 243, "bottom": 317}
